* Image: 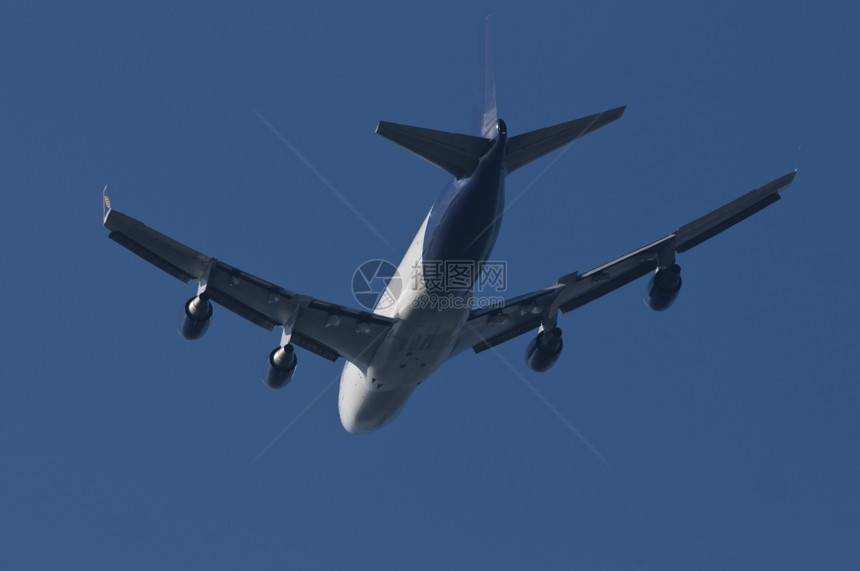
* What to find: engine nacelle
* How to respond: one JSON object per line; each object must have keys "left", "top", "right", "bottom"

{"left": 525, "top": 326, "right": 563, "bottom": 372}
{"left": 645, "top": 264, "right": 682, "bottom": 311}
{"left": 263, "top": 344, "right": 298, "bottom": 389}
{"left": 178, "top": 295, "right": 213, "bottom": 340}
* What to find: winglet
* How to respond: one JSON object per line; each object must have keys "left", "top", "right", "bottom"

{"left": 102, "top": 185, "right": 111, "bottom": 223}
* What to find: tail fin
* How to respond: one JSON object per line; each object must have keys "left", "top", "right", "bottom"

{"left": 505, "top": 106, "right": 626, "bottom": 174}
{"left": 474, "top": 14, "right": 498, "bottom": 138}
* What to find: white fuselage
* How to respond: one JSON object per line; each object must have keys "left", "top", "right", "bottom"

{"left": 338, "top": 123, "right": 508, "bottom": 433}
{"left": 338, "top": 212, "right": 472, "bottom": 432}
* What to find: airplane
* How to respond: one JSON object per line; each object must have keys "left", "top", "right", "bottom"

{"left": 103, "top": 21, "right": 796, "bottom": 434}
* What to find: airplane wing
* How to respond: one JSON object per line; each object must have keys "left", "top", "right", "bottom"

{"left": 451, "top": 170, "right": 797, "bottom": 355}
{"left": 103, "top": 206, "right": 394, "bottom": 369}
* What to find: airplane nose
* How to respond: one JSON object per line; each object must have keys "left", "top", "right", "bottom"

{"left": 339, "top": 390, "right": 408, "bottom": 434}
{"left": 338, "top": 363, "right": 367, "bottom": 433}
{"left": 338, "top": 363, "right": 414, "bottom": 433}
{"left": 339, "top": 411, "right": 363, "bottom": 434}
{"left": 496, "top": 118, "right": 507, "bottom": 136}
{"left": 339, "top": 400, "right": 383, "bottom": 435}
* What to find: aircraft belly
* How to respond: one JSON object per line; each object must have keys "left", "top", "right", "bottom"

{"left": 366, "top": 304, "right": 469, "bottom": 391}
{"left": 338, "top": 362, "right": 415, "bottom": 433}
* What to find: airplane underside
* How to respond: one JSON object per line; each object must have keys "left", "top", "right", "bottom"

{"left": 102, "top": 17, "right": 796, "bottom": 437}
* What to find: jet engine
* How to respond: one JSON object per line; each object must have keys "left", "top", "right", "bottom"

{"left": 525, "top": 326, "right": 563, "bottom": 372}
{"left": 645, "top": 264, "right": 682, "bottom": 311}
{"left": 178, "top": 295, "right": 213, "bottom": 340}
{"left": 263, "top": 344, "right": 298, "bottom": 389}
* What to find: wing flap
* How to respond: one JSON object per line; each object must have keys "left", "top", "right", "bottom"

{"left": 105, "top": 209, "right": 211, "bottom": 283}
{"left": 675, "top": 170, "right": 796, "bottom": 252}
{"left": 471, "top": 315, "right": 542, "bottom": 353}
{"left": 557, "top": 235, "right": 674, "bottom": 313}
{"left": 108, "top": 231, "right": 196, "bottom": 283}
{"left": 204, "top": 261, "right": 297, "bottom": 330}
{"left": 450, "top": 286, "right": 563, "bottom": 355}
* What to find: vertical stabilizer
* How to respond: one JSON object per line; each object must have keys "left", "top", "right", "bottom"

{"left": 475, "top": 14, "right": 498, "bottom": 138}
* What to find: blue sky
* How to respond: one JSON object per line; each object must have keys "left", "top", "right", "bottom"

{"left": 2, "top": 1, "right": 858, "bottom": 569}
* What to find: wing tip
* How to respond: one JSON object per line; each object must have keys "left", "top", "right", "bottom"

{"left": 769, "top": 169, "right": 798, "bottom": 194}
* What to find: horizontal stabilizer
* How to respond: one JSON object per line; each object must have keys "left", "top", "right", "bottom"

{"left": 506, "top": 106, "right": 626, "bottom": 174}
{"left": 376, "top": 121, "right": 491, "bottom": 180}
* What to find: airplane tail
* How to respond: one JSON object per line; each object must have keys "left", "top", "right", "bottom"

{"left": 504, "top": 106, "right": 625, "bottom": 174}
{"left": 375, "top": 14, "right": 625, "bottom": 179}
{"left": 376, "top": 106, "right": 625, "bottom": 179}
{"left": 373, "top": 14, "right": 499, "bottom": 181}
{"left": 375, "top": 121, "right": 490, "bottom": 180}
